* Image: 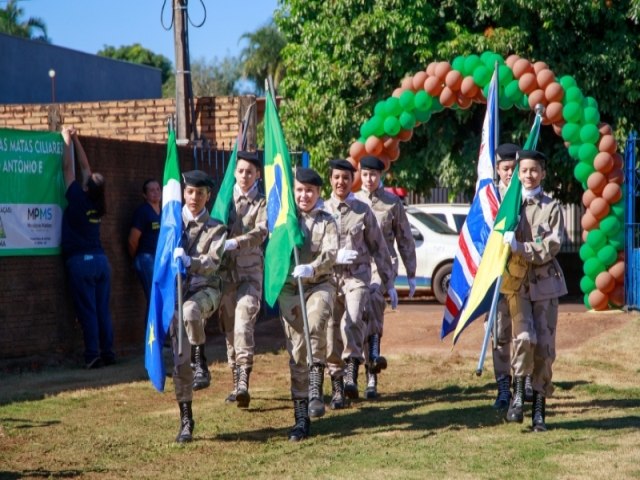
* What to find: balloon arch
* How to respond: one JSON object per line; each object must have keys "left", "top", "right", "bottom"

{"left": 346, "top": 51, "right": 624, "bottom": 311}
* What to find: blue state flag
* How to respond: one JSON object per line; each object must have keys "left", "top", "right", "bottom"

{"left": 145, "top": 128, "right": 182, "bottom": 392}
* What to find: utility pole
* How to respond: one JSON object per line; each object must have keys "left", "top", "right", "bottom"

{"left": 173, "top": 0, "right": 189, "bottom": 144}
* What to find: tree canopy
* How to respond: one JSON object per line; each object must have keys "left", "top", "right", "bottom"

{"left": 0, "top": 0, "right": 49, "bottom": 42}
{"left": 239, "top": 19, "right": 287, "bottom": 95}
{"left": 98, "top": 44, "right": 173, "bottom": 85}
{"left": 275, "top": 0, "right": 640, "bottom": 203}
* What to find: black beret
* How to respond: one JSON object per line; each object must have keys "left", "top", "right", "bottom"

{"left": 359, "top": 155, "right": 385, "bottom": 171}
{"left": 295, "top": 167, "right": 323, "bottom": 187}
{"left": 516, "top": 149, "right": 547, "bottom": 168}
{"left": 329, "top": 159, "right": 356, "bottom": 173}
{"left": 496, "top": 143, "right": 520, "bottom": 162}
{"left": 237, "top": 150, "right": 261, "bottom": 169}
{"left": 182, "top": 170, "right": 214, "bottom": 189}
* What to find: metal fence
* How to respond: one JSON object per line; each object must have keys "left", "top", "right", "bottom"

{"left": 624, "top": 132, "right": 639, "bottom": 310}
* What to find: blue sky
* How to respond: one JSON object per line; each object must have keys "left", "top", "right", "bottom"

{"left": 14, "top": 0, "right": 279, "bottom": 63}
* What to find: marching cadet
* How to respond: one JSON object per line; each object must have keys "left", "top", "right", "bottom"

{"left": 325, "top": 159, "right": 397, "bottom": 409}
{"left": 355, "top": 155, "right": 416, "bottom": 399}
{"left": 172, "top": 170, "right": 227, "bottom": 443}
{"left": 277, "top": 167, "right": 338, "bottom": 441}
{"left": 501, "top": 150, "right": 567, "bottom": 432}
{"left": 219, "top": 151, "right": 268, "bottom": 409}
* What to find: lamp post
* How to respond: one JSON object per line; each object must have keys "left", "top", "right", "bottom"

{"left": 48, "top": 69, "right": 56, "bottom": 103}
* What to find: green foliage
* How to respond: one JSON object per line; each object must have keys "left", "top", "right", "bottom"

{"left": 98, "top": 43, "right": 173, "bottom": 86}
{"left": 239, "top": 19, "right": 286, "bottom": 95}
{"left": 276, "top": 0, "right": 640, "bottom": 202}
{"left": 0, "top": 0, "right": 49, "bottom": 41}
{"left": 189, "top": 56, "right": 243, "bottom": 97}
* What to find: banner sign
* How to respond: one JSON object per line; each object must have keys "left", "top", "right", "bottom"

{"left": 0, "top": 128, "right": 66, "bottom": 256}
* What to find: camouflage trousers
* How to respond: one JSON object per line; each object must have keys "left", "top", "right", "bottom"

{"left": 219, "top": 277, "right": 262, "bottom": 369}
{"left": 171, "top": 286, "right": 221, "bottom": 402}
{"left": 279, "top": 281, "right": 335, "bottom": 399}
{"left": 326, "top": 284, "right": 369, "bottom": 376}
{"left": 506, "top": 293, "right": 558, "bottom": 397}
{"left": 489, "top": 296, "right": 512, "bottom": 379}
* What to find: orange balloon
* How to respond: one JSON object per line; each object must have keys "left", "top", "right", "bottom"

{"left": 386, "top": 142, "right": 400, "bottom": 161}
{"left": 588, "top": 289, "right": 609, "bottom": 311}
{"left": 609, "top": 283, "right": 624, "bottom": 307}
{"left": 460, "top": 76, "right": 479, "bottom": 97}
{"left": 401, "top": 75, "right": 414, "bottom": 91}
{"left": 445, "top": 70, "right": 463, "bottom": 91}
{"left": 598, "top": 134, "right": 617, "bottom": 154}
{"left": 544, "top": 82, "right": 564, "bottom": 103}
{"left": 435, "top": 61, "right": 452, "bottom": 81}
{"left": 384, "top": 137, "right": 398, "bottom": 150}
{"left": 528, "top": 89, "right": 547, "bottom": 110}
{"left": 593, "top": 152, "right": 614, "bottom": 174}
{"left": 351, "top": 170, "right": 362, "bottom": 192}
{"left": 581, "top": 211, "right": 599, "bottom": 230}
{"left": 392, "top": 88, "right": 403, "bottom": 98}
{"left": 587, "top": 171, "right": 607, "bottom": 194}
{"left": 512, "top": 58, "right": 534, "bottom": 79}
{"left": 412, "top": 71, "right": 428, "bottom": 91}
{"left": 457, "top": 93, "right": 472, "bottom": 109}
{"left": 439, "top": 86, "right": 456, "bottom": 107}
{"left": 536, "top": 68, "right": 555, "bottom": 89}
{"left": 424, "top": 76, "right": 443, "bottom": 96}
{"left": 518, "top": 72, "right": 538, "bottom": 94}
{"left": 397, "top": 129, "right": 413, "bottom": 142}
{"left": 533, "top": 61, "right": 549, "bottom": 74}
{"left": 506, "top": 54, "right": 521, "bottom": 68}
{"left": 582, "top": 188, "right": 597, "bottom": 208}
{"left": 378, "top": 155, "right": 391, "bottom": 171}
{"left": 346, "top": 156, "right": 358, "bottom": 170}
{"left": 607, "top": 168, "right": 624, "bottom": 185}
{"left": 545, "top": 102, "right": 564, "bottom": 123}
{"left": 609, "top": 260, "right": 625, "bottom": 282}
{"left": 582, "top": 229, "right": 589, "bottom": 243}
{"left": 349, "top": 141, "right": 366, "bottom": 162}
{"left": 613, "top": 152, "right": 624, "bottom": 170}
{"left": 426, "top": 61, "right": 438, "bottom": 76}
{"left": 365, "top": 136, "right": 383, "bottom": 156}
{"left": 602, "top": 182, "right": 622, "bottom": 204}
{"left": 589, "top": 197, "right": 610, "bottom": 220}
{"left": 552, "top": 121, "right": 565, "bottom": 137}
{"left": 598, "top": 123, "right": 613, "bottom": 135}
{"left": 595, "top": 271, "right": 616, "bottom": 294}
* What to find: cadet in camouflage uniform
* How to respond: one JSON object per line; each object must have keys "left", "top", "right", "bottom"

{"left": 490, "top": 143, "right": 518, "bottom": 410}
{"left": 219, "top": 151, "right": 267, "bottom": 409}
{"left": 172, "top": 170, "right": 227, "bottom": 443}
{"left": 278, "top": 167, "right": 338, "bottom": 441}
{"left": 355, "top": 155, "right": 416, "bottom": 399}
{"left": 324, "top": 159, "right": 397, "bottom": 408}
{"left": 501, "top": 150, "right": 567, "bottom": 432}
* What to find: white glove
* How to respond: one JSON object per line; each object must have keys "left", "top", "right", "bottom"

{"left": 503, "top": 231, "right": 518, "bottom": 251}
{"left": 336, "top": 249, "right": 358, "bottom": 265}
{"left": 173, "top": 247, "right": 191, "bottom": 268}
{"left": 408, "top": 277, "right": 417, "bottom": 298}
{"left": 388, "top": 287, "right": 399, "bottom": 310}
{"left": 224, "top": 239, "right": 238, "bottom": 251}
{"left": 292, "top": 264, "right": 314, "bottom": 278}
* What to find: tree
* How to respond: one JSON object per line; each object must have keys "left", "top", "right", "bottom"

{"left": 276, "top": 0, "right": 640, "bottom": 203}
{"left": 189, "top": 56, "right": 243, "bottom": 97}
{"left": 0, "top": 0, "right": 49, "bottom": 42}
{"left": 239, "top": 19, "right": 286, "bottom": 94}
{"left": 98, "top": 44, "right": 173, "bottom": 87}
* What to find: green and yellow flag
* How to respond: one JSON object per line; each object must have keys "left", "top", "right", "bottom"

{"left": 452, "top": 113, "right": 543, "bottom": 344}
{"left": 263, "top": 90, "right": 304, "bottom": 306}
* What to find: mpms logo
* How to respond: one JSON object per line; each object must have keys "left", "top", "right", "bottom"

{"left": 27, "top": 207, "right": 53, "bottom": 221}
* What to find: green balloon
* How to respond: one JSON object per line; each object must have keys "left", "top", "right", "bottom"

{"left": 399, "top": 111, "right": 416, "bottom": 130}
{"left": 597, "top": 244, "right": 618, "bottom": 267}
{"left": 563, "top": 102, "right": 583, "bottom": 123}
{"left": 517, "top": 94, "right": 529, "bottom": 110}
{"left": 611, "top": 200, "right": 625, "bottom": 219}
{"left": 505, "top": 79, "right": 523, "bottom": 101}
{"left": 586, "top": 229, "right": 607, "bottom": 250}
{"left": 583, "top": 256, "right": 606, "bottom": 279}
{"left": 580, "top": 124, "right": 600, "bottom": 144}
{"left": 578, "top": 143, "right": 599, "bottom": 164}
{"left": 579, "top": 243, "right": 596, "bottom": 262}
{"left": 584, "top": 293, "right": 591, "bottom": 309}
{"left": 370, "top": 114, "right": 385, "bottom": 137}
{"left": 360, "top": 119, "right": 374, "bottom": 139}
{"left": 562, "top": 123, "right": 581, "bottom": 143}
{"left": 574, "top": 161, "right": 594, "bottom": 183}
{"left": 431, "top": 97, "right": 444, "bottom": 113}
{"left": 374, "top": 101, "right": 387, "bottom": 117}
{"left": 463, "top": 54, "right": 482, "bottom": 77}
{"left": 383, "top": 116, "right": 401, "bottom": 136}
{"left": 483, "top": 52, "right": 503, "bottom": 69}
{"left": 473, "top": 65, "right": 492, "bottom": 88}
{"left": 580, "top": 275, "right": 596, "bottom": 294}
{"left": 414, "top": 109, "right": 432, "bottom": 123}
{"left": 399, "top": 90, "right": 415, "bottom": 111}
{"left": 385, "top": 97, "right": 402, "bottom": 117}
{"left": 452, "top": 55, "right": 466, "bottom": 73}
{"left": 565, "top": 86, "right": 584, "bottom": 104}
{"left": 559, "top": 75, "right": 577, "bottom": 90}
{"left": 582, "top": 106, "right": 600, "bottom": 125}
{"left": 568, "top": 144, "right": 582, "bottom": 161}
{"left": 584, "top": 96, "right": 599, "bottom": 109}
{"left": 609, "top": 229, "right": 625, "bottom": 249}
{"left": 498, "top": 65, "right": 514, "bottom": 85}
{"left": 414, "top": 90, "right": 433, "bottom": 111}
{"left": 600, "top": 215, "right": 621, "bottom": 237}
{"left": 499, "top": 93, "right": 513, "bottom": 110}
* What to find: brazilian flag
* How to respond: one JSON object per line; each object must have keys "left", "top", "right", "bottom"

{"left": 263, "top": 89, "right": 304, "bottom": 306}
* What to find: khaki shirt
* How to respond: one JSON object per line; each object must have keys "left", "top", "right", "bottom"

{"left": 325, "top": 194, "right": 394, "bottom": 290}
{"left": 181, "top": 205, "right": 227, "bottom": 292}
{"left": 221, "top": 185, "right": 267, "bottom": 283}
{"left": 356, "top": 186, "right": 416, "bottom": 278}
{"left": 285, "top": 199, "right": 338, "bottom": 287}
{"left": 501, "top": 192, "right": 567, "bottom": 301}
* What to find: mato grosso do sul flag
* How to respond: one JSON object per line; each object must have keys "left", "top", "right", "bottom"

{"left": 0, "top": 128, "right": 66, "bottom": 256}
{"left": 452, "top": 111, "right": 543, "bottom": 345}
{"left": 145, "top": 127, "right": 183, "bottom": 392}
{"left": 263, "top": 89, "right": 304, "bottom": 307}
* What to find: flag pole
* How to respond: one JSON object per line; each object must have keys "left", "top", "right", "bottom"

{"left": 266, "top": 77, "right": 314, "bottom": 368}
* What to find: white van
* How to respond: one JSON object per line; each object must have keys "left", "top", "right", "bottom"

{"left": 410, "top": 203, "right": 470, "bottom": 233}
{"left": 395, "top": 208, "right": 459, "bottom": 304}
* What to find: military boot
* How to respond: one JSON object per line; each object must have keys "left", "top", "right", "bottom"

{"left": 364, "top": 366, "right": 378, "bottom": 399}
{"left": 225, "top": 366, "right": 239, "bottom": 404}
{"left": 175, "top": 401, "right": 194, "bottom": 443}
{"left": 524, "top": 374, "right": 534, "bottom": 402}
{"left": 368, "top": 334, "right": 387, "bottom": 374}
{"left": 192, "top": 344, "right": 211, "bottom": 391}
{"left": 329, "top": 375, "right": 346, "bottom": 410}
{"left": 506, "top": 376, "right": 525, "bottom": 423}
{"left": 308, "top": 363, "right": 325, "bottom": 418}
{"left": 532, "top": 391, "right": 547, "bottom": 432}
{"left": 236, "top": 365, "right": 252, "bottom": 409}
{"left": 288, "top": 399, "right": 310, "bottom": 442}
{"left": 492, "top": 374, "right": 512, "bottom": 410}
{"left": 343, "top": 358, "right": 360, "bottom": 400}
